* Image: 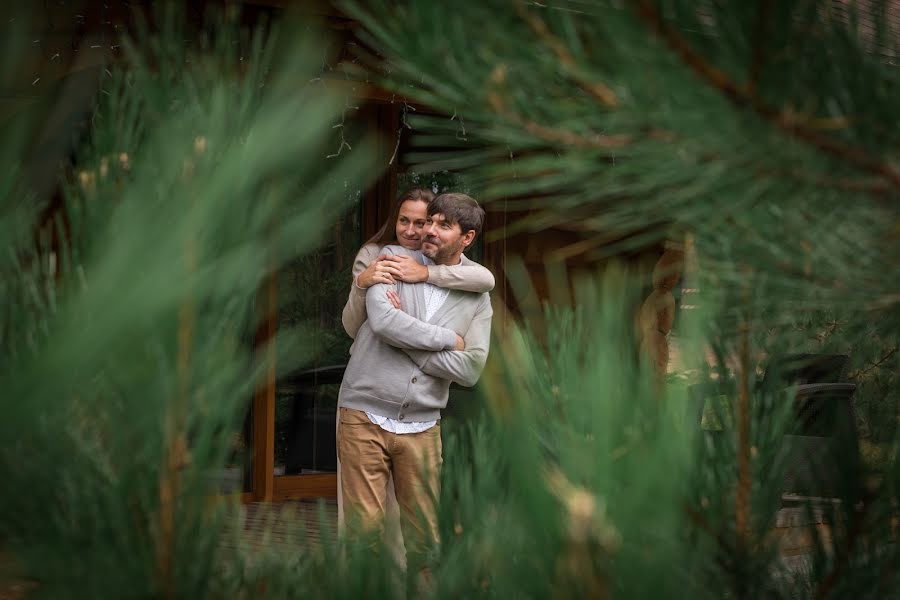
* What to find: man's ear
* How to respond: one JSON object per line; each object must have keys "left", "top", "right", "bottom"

{"left": 461, "top": 230, "right": 476, "bottom": 249}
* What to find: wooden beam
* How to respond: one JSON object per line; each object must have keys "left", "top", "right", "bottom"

{"left": 241, "top": 0, "right": 349, "bottom": 19}
{"left": 359, "top": 103, "right": 400, "bottom": 239}
{"left": 272, "top": 474, "right": 338, "bottom": 500}
{"left": 316, "top": 76, "right": 429, "bottom": 109}
{"left": 251, "top": 270, "right": 277, "bottom": 501}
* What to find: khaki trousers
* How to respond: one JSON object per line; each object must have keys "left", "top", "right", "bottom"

{"left": 336, "top": 420, "right": 405, "bottom": 565}
{"left": 337, "top": 407, "right": 442, "bottom": 559}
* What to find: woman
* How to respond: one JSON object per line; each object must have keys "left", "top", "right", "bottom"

{"left": 337, "top": 188, "right": 494, "bottom": 549}
{"left": 341, "top": 187, "right": 494, "bottom": 338}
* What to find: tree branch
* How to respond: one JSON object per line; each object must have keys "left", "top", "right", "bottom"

{"left": 813, "top": 506, "right": 870, "bottom": 600}
{"left": 514, "top": 1, "right": 619, "bottom": 108}
{"left": 683, "top": 503, "right": 738, "bottom": 574}
{"left": 634, "top": 0, "right": 900, "bottom": 194}
{"left": 735, "top": 312, "right": 752, "bottom": 551}
{"left": 487, "top": 64, "right": 632, "bottom": 149}
{"left": 847, "top": 346, "right": 898, "bottom": 380}
{"left": 765, "top": 170, "right": 892, "bottom": 196}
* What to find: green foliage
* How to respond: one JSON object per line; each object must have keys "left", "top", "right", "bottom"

{"left": 1, "top": 1, "right": 898, "bottom": 599}
{"left": 340, "top": 0, "right": 900, "bottom": 596}
{"left": 344, "top": 0, "right": 899, "bottom": 334}
{"left": 0, "top": 5, "right": 376, "bottom": 598}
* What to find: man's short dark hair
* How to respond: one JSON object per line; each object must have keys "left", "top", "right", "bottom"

{"left": 428, "top": 193, "right": 485, "bottom": 240}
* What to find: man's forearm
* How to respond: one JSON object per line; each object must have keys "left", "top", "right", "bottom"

{"left": 403, "top": 347, "right": 487, "bottom": 388}
{"left": 403, "top": 301, "right": 492, "bottom": 387}
{"left": 365, "top": 283, "right": 458, "bottom": 351}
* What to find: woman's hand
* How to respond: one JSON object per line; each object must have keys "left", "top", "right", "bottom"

{"left": 356, "top": 255, "right": 403, "bottom": 288}
{"left": 381, "top": 254, "right": 429, "bottom": 283}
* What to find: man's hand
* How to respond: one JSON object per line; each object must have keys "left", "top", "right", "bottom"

{"left": 357, "top": 255, "right": 402, "bottom": 288}
{"left": 381, "top": 254, "right": 429, "bottom": 283}
{"left": 386, "top": 289, "right": 402, "bottom": 310}
{"left": 455, "top": 334, "right": 465, "bottom": 351}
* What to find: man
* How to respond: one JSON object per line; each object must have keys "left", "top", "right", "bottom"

{"left": 337, "top": 192, "right": 493, "bottom": 563}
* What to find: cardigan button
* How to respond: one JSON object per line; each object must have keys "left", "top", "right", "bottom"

{"left": 411, "top": 377, "right": 418, "bottom": 383}
{"left": 399, "top": 414, "right": 405, "bottom": 421}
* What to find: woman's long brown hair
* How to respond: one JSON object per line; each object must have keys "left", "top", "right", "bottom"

{"left": 364, "top": 188, "right": 435, "bottom": 246}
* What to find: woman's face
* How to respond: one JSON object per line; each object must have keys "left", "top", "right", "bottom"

{"left": 395, "top": 199, "right": 428, "bottom": 250}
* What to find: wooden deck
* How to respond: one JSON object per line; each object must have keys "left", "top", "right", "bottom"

{"left": 226, "top": 499, "right": 339, "bottom": 551}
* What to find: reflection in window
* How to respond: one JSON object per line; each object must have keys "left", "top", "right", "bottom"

{"left": 274, "top": 192, "right": 361, "bottom": 476}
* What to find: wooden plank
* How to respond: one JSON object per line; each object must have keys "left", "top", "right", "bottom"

{"left": 272, "top": 474, "right": 338, "bottom": 500}
{"left": 316, "top": 76, "right": 428, "bottom": 108}
{"left": 242, "top": 0, "right": 343, "bottom": 16}
{"left": 251, "top": 270, "right": 278, "bottom": 501}
{"left": 768, "top": 522, "right": 834, "bottom": 557}
{"left": 360, "top": 103, "right": 400, "bottom": 240}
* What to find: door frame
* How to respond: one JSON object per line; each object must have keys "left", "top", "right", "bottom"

{"left": 247, "top": 100, "right": 398, "bottom": 502}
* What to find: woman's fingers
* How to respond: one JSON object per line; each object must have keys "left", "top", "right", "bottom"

{"left": 376, "top": 263, "right": 403, "bottom": 278}
{"left": 379, "top": 254, "right": 427, "bottom": 282}
{"left": 357, "top": 261, "right": 380, "bottom": 288}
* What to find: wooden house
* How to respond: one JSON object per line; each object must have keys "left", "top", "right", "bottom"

{"left": 10, "top": 0, "right": 675, "bottom": 504}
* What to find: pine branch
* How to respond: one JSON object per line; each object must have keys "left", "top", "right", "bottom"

{"left": 513, "top": 1, "right": 619, "bottom": 108}
{"left": 847, "top": 346, "right": 898, "bottom": 380}
{"left": 634, "top": 0, "right": 900, "bottom": 195}
{"left": 867, "top": 293, "right": 900, "bottom": 312}
{"left": 157, "top": 200, "right": 197, "bottom": 600}
{"left": 813, "top": 505, "right": 870, "bottom": 600}
{"left": 735, "top": 315, "right": 752, "bottom": 552}
{"left": 684, "top": 503, "right": 734, "bottom": 564}
{"left": 767, "top": 170, "right": 892, "bottom": 196}
{"left": 486, "top": 65, "right": 633, "bottom": 149}
{"left": 812, "top": 318, "right": 842, "bottom": 344}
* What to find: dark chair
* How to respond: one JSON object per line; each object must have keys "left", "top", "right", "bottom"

{"left": 781, "top": 383, "right": 860, "bottom": 500}
{"left": 686, "top": 374, "right": 862, "bottom": 501}
{"left": 761, "top": 353, "right": 849, "bottom": 388}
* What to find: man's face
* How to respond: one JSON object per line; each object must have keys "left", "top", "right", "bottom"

{"left": 422, "top": 212, "right": 474, "bottom": 264}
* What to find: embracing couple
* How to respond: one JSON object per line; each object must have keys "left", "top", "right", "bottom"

{"left": 337, "top": 189, "right": 493, "bottom": 568}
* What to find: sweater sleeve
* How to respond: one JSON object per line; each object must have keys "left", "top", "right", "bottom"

{"left": 341, "top": 244, "right": 381, "bottom": 339}
{"left": 426, "top": 255, "right": 495, "bottom": 293}
{"left": 403, "top": 294, "right": 493, "bottom": 387}
{"left": 365, "top": 281, "right": 459, "bottom": 351}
